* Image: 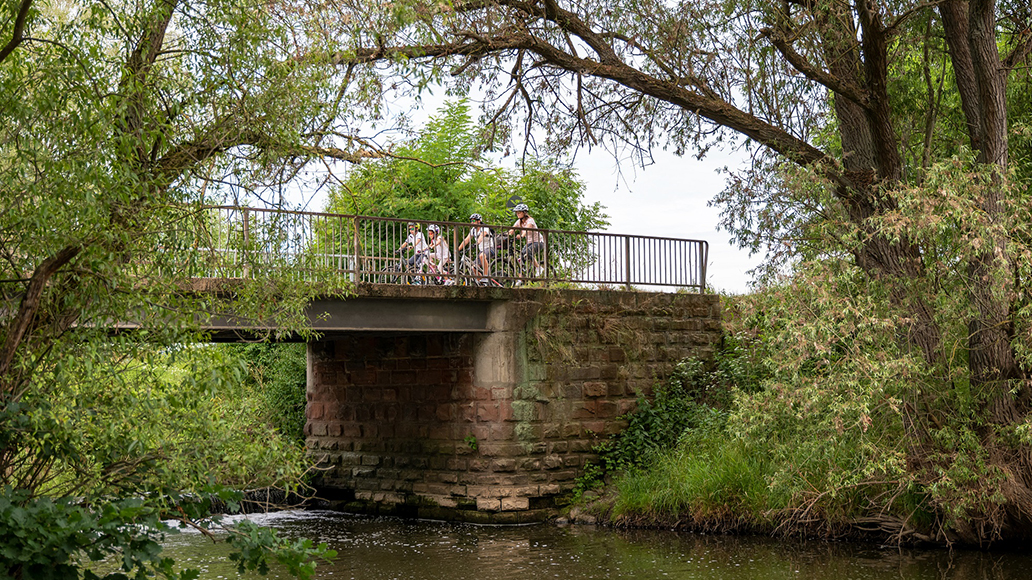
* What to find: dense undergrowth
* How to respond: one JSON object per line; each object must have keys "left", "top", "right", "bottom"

{"left": 575, "top": 286, "right": 1031, "bottom": 546}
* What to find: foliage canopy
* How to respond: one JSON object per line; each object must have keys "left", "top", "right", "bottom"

{"left": 326, "top": 99, "right": 608, "bottom": 232}
{"left": 0, "top": 0, "right": 353, "bottom": 575}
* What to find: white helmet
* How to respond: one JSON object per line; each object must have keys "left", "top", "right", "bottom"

{"left": 514, "top": 203, "right": 529, "bottom": 213}
{"left": 427, "top": 224, "right": 440, "bottom": 233}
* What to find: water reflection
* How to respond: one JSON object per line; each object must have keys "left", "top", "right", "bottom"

{"left": 150, "top": 510, "right": 1032, "bottom": 580}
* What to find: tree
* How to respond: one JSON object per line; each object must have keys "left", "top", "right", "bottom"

{"left": 0, "top": 0, "right": 360, "bottom": 575}
{"left": 319, "top": 0, "right": 1032, "bottom": 542}
{"left": 326, "top": 99, "right": 607, "bottom": 231}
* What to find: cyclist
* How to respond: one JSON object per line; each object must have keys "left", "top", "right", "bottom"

{"left": 456, "top": 213, "right": 495, "bottom": 283}
{"left": 507, "top": 203, "right": 545, "bottom": 276}
{"left": 396, "top": 222, "right": 428, "bottom": 272}
{"left": 425, "top": 224, "right": 452, "bottom": 283}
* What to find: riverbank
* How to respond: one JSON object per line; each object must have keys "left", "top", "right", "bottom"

{"left": 555, "top": 487, "right": 1004, "bottom": 549}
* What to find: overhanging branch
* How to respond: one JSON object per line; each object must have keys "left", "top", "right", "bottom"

{"left": 0, "top": 0, "right": 33, "bottom": 64}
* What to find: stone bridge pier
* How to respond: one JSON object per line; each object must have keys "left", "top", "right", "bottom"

{"left": 304, "top": 286, "right": 721, "bottom": 522}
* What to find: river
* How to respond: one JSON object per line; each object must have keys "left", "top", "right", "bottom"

{"left": 140, "top": 510, "right": 1031, "bottom": 579}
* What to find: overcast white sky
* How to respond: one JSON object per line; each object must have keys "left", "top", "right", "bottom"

{"left": 572, "top": 147, "right": 761, "bottom": 294}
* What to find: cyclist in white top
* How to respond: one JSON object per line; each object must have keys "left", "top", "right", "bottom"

{"left": 397, "top": 222, "right": 428, "bottom": 270}
{"left": 456, "top": 213, "right": 495, "bottom": 280}
{"left": 507, "top": 203, "right": 544, "bottom": 272}
{"left": 425, "top": 224, "right": 451, "bottom": 274}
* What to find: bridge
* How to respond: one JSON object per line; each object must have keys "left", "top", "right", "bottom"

{"left": 187, "top": 206, "right": 709, "bottom": 291}
{"left": 187, "top": 207, "right": 720, "bottom": 522}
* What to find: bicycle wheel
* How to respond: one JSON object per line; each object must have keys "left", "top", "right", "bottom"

{"left": 456, "top": 255, "right": 478, "bottom": 286}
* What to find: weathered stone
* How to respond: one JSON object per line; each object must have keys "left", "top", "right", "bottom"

{"left": 308, "top": 287, "right": 721, "bottom": 522}
{"left": 501, "top": 497, "right": 530, "bottom": 511}
{"left": 476, "top": 497, "right": 501, "bottom": 511}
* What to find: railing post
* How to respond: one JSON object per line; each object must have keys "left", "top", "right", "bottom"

{"left": 542, "top": 230, "right": 550, "bottom": 286}
{"left": 352, "top": 216, "right": 361, "bottom": 284}
{"left": 452, "top": 226, "right": 459, "bottom": 280}
{"left": 624, "top": 236, "right": 631, "bottom": 291}
{"left": 242, "top": 207, "right": 251, "bottom": 279}
{"left": 700, "top": 240, "right": 708, "bottom": 293}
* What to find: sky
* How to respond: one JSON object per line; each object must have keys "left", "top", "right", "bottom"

{"left": 572, "top": 147, "right": 761, "bottom": 294}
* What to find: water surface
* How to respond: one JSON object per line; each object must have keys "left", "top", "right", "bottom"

{"left": 153, "top": 510, "right": 1032, "bottom": 579}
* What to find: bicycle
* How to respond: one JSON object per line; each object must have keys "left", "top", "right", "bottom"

{"left": 488, "top": 233, "right": 547, "bottom": 286}
{"left": 457, "top": 251, "right": 502, "bottom": 287}
{"left": 382, "top": 252, "right": 426, "bottom": 285}
{"left": 422, "top": 253, "right": 454, "bottom": 285}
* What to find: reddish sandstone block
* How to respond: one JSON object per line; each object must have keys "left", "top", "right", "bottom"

{"left": 499, "top": 400, "right": 513, "bottom": 421}
{"left": 477, "top": 402, "right": 500, "bottom": 422}
{"left": 472, "top": 424, "right": 491, "bottom": 442}
{"left": 572, "top": 401, "right": 597, "bottom": 419}
{"left": 490, "top": 423, "right": 515, "bottom": 440}
{"left": 436, "top": 404, "right": 455, "bottom": 421}
{"left": 596, "top": 400, "right": 620, "bottom": 418}
{"left": 582, "top": 382, "right": 607, "bottom": 397}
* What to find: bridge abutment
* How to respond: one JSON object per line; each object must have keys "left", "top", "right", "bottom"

{"left": 305, "top": 287, "right": 721, "bottom": 522}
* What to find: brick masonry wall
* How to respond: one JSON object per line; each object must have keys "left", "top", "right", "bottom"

{"left": 306, "top": 288, "right": 721, "bottom": 522}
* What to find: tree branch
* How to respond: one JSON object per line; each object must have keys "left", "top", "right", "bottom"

{"left": 0, "top": 245, "right": 81, "bottom": 387}
{"left": 759, "top": 27, "right": 871, "bottom": 110}
{"left": 1002, "top": 32, "right": 1032, "bottom": 70}
{"left": 0, "top": 0, "right": 32, "bottom": 64}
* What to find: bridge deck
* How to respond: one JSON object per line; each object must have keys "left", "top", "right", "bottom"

{"left": 193, "top": 282, "right": 544, "bottom": 341}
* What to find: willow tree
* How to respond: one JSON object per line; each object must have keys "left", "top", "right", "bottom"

{"left": 0, "top": 0, "right": 374, "bottom": 575}
{"left": 318, "top": 0, "right": 1032, "bottom": 542}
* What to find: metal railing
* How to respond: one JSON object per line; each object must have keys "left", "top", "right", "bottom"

{"left": 179, "top": 206, "right": 708, "bottom": 292}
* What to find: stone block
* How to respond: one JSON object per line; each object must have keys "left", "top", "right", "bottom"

{"left": 540, "top": 484, "right": 561, "bottom": 495}
{"left": 446, "top": 458, "right": 467, "bottom": 471}
{"left": 476, "top": 497, "right": 501, "bottom": 511}
{"left": 596, "top": 400, "right": 620, "bottom": 418}
{"left": 477, "top": 402, "right": 500, "bottom": 422}
{"left": 350, "top": 370, "right": 377, "bottom": 384}
{"left": 436, "top": 404, "right": 455, "bottom": 421}
{"left": 543, "top": 455, "right": 564, "bottom": 469}
{"left": 572, "top": 401, "right": 597, "bottom": 419}
{"left": 561, "top": 423, "right": 582, "bottom": 438}
{"left": 573, "top": 366, "right": 602, "bottom": 380}
{"left": 518, "top": 458, "right": 542, "bottom": 471}
{"left": 492, "top": 458, "right": 517, "bottom": 472}
{"left": 501, "top": 497, "right": 530, "bottom": 511}
{"left": 490, "top": 423, "right": 515, "bottom": 441}
{"left": 582, "top": 382, "right": 607, "bottom": 397}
